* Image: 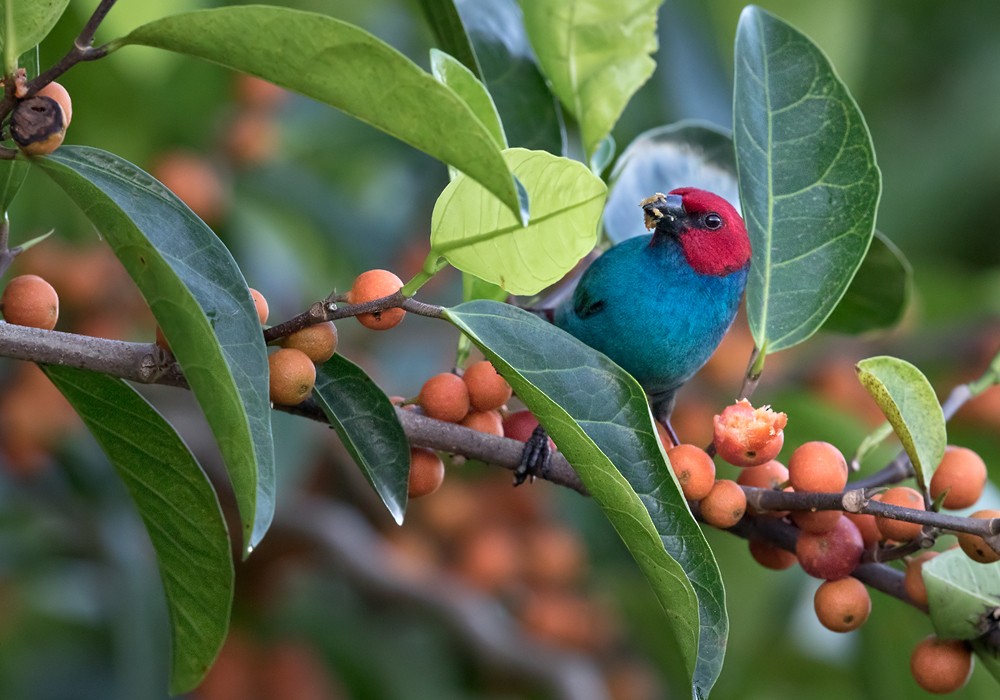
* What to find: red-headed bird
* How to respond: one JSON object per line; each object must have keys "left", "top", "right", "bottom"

{"left": 519, "top": 188, "right": 751, "bottom": 482}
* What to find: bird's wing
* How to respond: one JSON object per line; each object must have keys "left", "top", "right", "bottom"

{"left": 571, "top": 282, "right": 606, "bottom": 319}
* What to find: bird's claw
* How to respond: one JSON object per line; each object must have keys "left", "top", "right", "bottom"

{"left": 515, "top": 425, "right": 552, "bottom": 486}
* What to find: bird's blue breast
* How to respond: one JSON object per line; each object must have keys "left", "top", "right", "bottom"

{"left": 554, "top": 234, "right": 748, "bottom": 399}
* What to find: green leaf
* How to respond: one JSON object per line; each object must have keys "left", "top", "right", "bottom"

{"left": 0, "top": 47, "right": 39, "bottom": 214}
{"left": 974, "top": 639, "right": 1000, "bottom": 684}
{"left": 446, "top": 300, "right": 728, "bottom": 698}
{"left": 313, "top": 355, "right": 411, "bottom": 525}
{"left": 855, "top": 356, "right": 946, "bottom": 493}
{"left": 923, "top": 549, "right": 1000, "bottom": 642}
{"left": 43, "top": 366, "right": 232, "bottom": 695}
{"left": 0, "top": 0, "right": 69, "bottom": 71}
{"left": 824, "top": 232, "right": 912, "bottom": 335}
{"left": 417, "top": 0, "right": 482, "bottom": 78}
{"left": 119, "top": 5, "right": 527, "bottom": 224}
{"left": 36, "top": 146, "right": 274, "bottom": 555}
{"left": 455, "top": 0, "right": 564, "bottom": 153}
{"left": 734, "top": 6, "right": 881, "bottom": 353}
{"left": 430, "top": 48, "right": 507, "bottom": 150}
{"left": 606, "top": 121, "right": 739, "bottom": 244}
{"left": 520, "top": 0, "right": 661, "bottom": 158}
{"left": 432, "top": 148, "right": 606, "bottom": 295}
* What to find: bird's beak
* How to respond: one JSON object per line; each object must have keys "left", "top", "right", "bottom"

{"left": 641, "top": 192, "right": 686, "bottom": 240}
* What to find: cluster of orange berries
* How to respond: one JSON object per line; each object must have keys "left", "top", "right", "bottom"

{"left": 401, "top": 359, "right": 516, "bottom": 500}
{"left": 666, "top": 397, "right": 993, "bottom": 693}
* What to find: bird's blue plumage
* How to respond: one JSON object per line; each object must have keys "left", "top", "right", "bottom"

{"left": 554, "top": 231, "right": 748, "bottom": 414}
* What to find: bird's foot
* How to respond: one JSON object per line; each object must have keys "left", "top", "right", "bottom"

{"left": 514, "top": 425, "right": 553, "bottom": 486}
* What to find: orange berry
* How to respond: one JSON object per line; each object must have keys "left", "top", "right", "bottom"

{"left": 748, "top": 539, "right": 796, "bottom": 570}
{"left": 700, "top": 479, "right": 746, "bottom": 528}
{"left": 455, "top": 524, "right": 521, "bottom": 592}
{"left": 792, "top": 509, "right": 843, "bottom": 534}
{"left": 846, "top": 508, "right": 882, "bottom": 548}
{"left": 904, "top": 551, "right": 939, "bottom": 606}
{"left": 224, "top": 110, "right": 279, "bottom": 167}
{"left": 930, "top": 446, "right": 987, "bottom": 510}
{"left": 910, "top": 636, "right": 973, "bottom": 694}
{"left": 151, "top": 151, "right": 227, "bottom": 224}
{"left": 666, "top": 444, "right": 716, "bottom": 501}
{"left": 267, "top": 348, "right": 316, "bottom": 405}
{"left": 234, "top": 74, "right": 288, "bottom": 110}
{"left": 524, "top": 524, "right": 587, "bottom": 587}
{"left": 876, "top": 487, "right": 925, "bottom": 542}
{"left": 462, "top": 360, "right": 512, "bottom": 411}
{"left": 1, "top": 274, "right": 59, "bottom": 329}
{"left": 407, "top": 447, "right": 445, "bottom": 498}
{"left": 348, "top": 269, "right": 405, "bottom": 330}
{"left": 248, "top": 287, "right": 269, "bottom": 324}
{"left": 957, "top": 509, "right": 1000, "bottom": 563}
{"left": 10, "top": 95, "right": 66, "bottom": 155}
{"left": 736, "top": 459, "right": 788, "bottom": 489}
{"left": 712, "top": 399, "right": 787, "bottom": 467}
{"left": 813, "top": 576, "right": 871, "bottom": 632}
{"left": 460, "top": 409, "right": 504, "bottom": 436}
{"left": 788, "top": 441, "right": 848, "bottom": 493}
{"left": 36, "top": 81, "right": 72, "bottom": 125}
{"left": 417, "top": 372, "right": 470, "bottom": 423}
{"left": 282, "top": 321, "right": 338, "bottom": 363}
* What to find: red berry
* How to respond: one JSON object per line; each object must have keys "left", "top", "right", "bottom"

{"left": 796, "top": 515, "right": 863, "bottom": 580}
{"left": 460, "top": 410, "right": 504, "bottom": 436}
{"left": 748, "top": 539, "right": 796, "bottom": 570}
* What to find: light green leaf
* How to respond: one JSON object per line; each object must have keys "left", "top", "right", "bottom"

{"left": 734, "top": 6, "right": 881, "bottom": 353}
{"left": 312, "top": 355, "right": 411, "bottom": 525}
{"left": 432, "top": 148, "right": 606, "bottom": 295}
{"left": 851, "top": 420, "right": 893, "bottom": 468}
{"left": 824, "top": 231, "right": 912, "bottom": 335}
{"left": 119, "top": 5, "right": 526, "bottom": 223}
{"left": 43, "top": 366, "right": 232, "bottom": 695}
{"left": 0, "top": 0, "right": 69, "bottom": 71}
{"left": 923, "top": 549, "right": 1000, "bottom": 641}
{"left": 430, "top": 48, "right": 506, "bottom": 149}
{"left": 446, "top": 300, "right": 727, "bottom": 698}
{"left": 855, "top": 356, "right": 946, "bottom": 493}
{"left": 37, "top": 146, "right": 274, "bottom": 555}
{"left": 520, "top": 0, "right": 661, "bottom": 158}
{"left": 606, "top": 121, "right": 739, "bottom": 244}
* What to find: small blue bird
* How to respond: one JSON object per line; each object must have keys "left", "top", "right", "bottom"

{"left": 519, "top": 188, "right": 751, "bottom": 481}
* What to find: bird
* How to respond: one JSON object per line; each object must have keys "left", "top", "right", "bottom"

{"left": 517, "top": 187, "right": 752, "bottom": 484}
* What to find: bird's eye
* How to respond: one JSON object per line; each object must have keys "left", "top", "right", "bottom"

{"left": 705, "top": 213, "right": 723, "bottom": 230}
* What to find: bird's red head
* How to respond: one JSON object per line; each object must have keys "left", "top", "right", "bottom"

{"left": 646, "top": 187, "right": 751, "bottom": 276}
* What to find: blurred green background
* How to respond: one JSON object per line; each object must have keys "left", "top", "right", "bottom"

{"left": 0, "top": 1, "right": 998, "bottom": 698}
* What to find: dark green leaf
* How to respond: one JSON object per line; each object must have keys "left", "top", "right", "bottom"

{"left": 520, "top": 0, "right": 661, "bottom": 158}
{"left": 606, "top": 121, "right": 739, "bottom": 244}
{"left": 446, "top": 300, "right": 727, "bottom": 698}
{"left": 417, "top": 0, "right": 482, "bottom": 78}
{"left": 455, "top": 0, "right": 564, "bottom": 153}
{"left": 120, "top": 5, "right": 526, "bottom": 223}
{"left": 313, "top": 355, "right": 411, "bottom": 524}
{"left": 855, "top": 356, "right": 946, "bottom": 493}
{"left": 824, "top": 232, "right": 912, "bottom": 334}
{"left": 37, "top": 146, "right": 274, "bottom": 555}
{"left": 0, "top": 0, "right": 69, "bottom": 68}
{"left": 734, "top": 6, "right": 881, "bottom": 353}
{"left": 43, "top": 366, "right": 232, "bottom": 694}
{"left": 432, "top": 148, "right": 606, "bottom": 295}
